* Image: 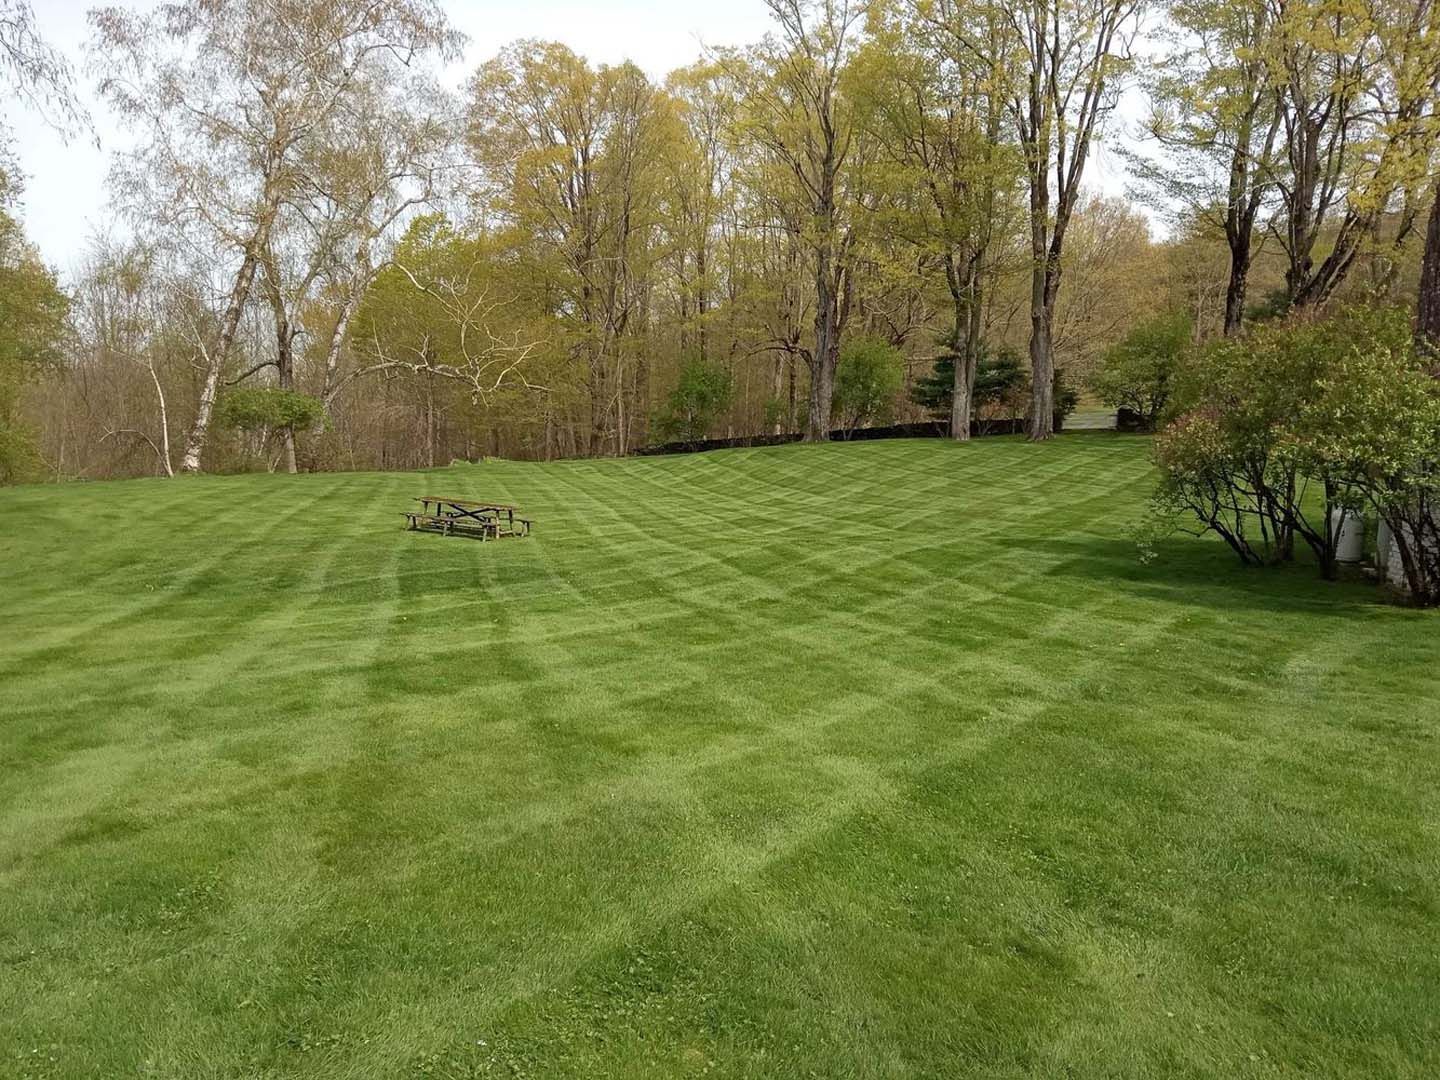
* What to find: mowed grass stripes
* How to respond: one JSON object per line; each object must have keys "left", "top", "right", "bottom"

{"left": 1, "top": 436, "right": 1437, "bottom": 1079}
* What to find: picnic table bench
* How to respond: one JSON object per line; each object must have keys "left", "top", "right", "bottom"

{"left": 403, "top": 496, "right": 532, "bottom": 541}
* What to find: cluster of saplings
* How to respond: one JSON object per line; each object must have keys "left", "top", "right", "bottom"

{"left": 1089, "top": 306, "right": 1440, "bottom": 606}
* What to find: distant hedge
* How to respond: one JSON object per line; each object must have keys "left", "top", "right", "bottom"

{"left": 636, "top": 416, "right": 1070, "bottom": 456}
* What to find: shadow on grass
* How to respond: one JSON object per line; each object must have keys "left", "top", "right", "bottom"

{"left": 1011, "top": 534, "right": 1394, "bottom": 618}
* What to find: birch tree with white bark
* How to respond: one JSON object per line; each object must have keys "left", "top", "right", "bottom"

{"left": 89, "top": 0, "right": 460, "bottom": 473}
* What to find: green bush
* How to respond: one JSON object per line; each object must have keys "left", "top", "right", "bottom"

{"left": 1090, "top": 312, "right": 1192, "bottom": 431}
{"left": 216, "top": 388, "right": 327, "bottom": 434}
{"left": 833, "top": 336, "right": 904, "bottom": 434}
{"left": 973, "top": 349, "right": 1027, "bottom": 413}
{"left": 0, "top": 420, "right": 42, "bottom": 484}
{"left": 1155, "top": 306, "right": 1440, "bottom": 598}
{"left": 654, "top": 358, "right": 733, "bottom": 444}
{"left": 0, "top": 201, "right": 69, "bottom": 484}
{"left": 1053, "top": 368, "right": 1080, "bottom": 427}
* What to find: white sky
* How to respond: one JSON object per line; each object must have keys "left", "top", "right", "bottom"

{"left": 5, "top": 0, "right": 1139, "bottom": 276}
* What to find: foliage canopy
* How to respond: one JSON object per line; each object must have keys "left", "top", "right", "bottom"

{"left": 216, "top": 388, "right": 328, "bottom": 436}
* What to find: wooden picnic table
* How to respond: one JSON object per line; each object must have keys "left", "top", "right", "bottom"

{"left": 405, "top": 496, "right": 531, "bottom": 540}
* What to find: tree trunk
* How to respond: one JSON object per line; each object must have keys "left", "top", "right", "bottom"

{"left": 948, "top": 267, "right": 983, "bottom": 442}
{"left": 588, "top": 339, "right": 609, "bottom": 456}
{"left": 277, "top": 339, "right": 297, "bottom": 476}
{"left": 319, "top": 289, "right": 362, "bottom": 408}
{"left": 263, "top": 259, "right": 299, "bottom": 476}
{"left": 807, "top": 253, "right": 839, "bottom": 442}
{"left": 147, "top": 360, "right": 174, "bottom": 477}
{"left": 1023, "top": 144, "right": 1056, "bottom": 443}
{"left": 1221, "top": 93, "right": 1276, "bottom": 337}
{"left": 787, "top": 356, "right": 797, "bottom": 432}
{"left": 696, "top": 241, "right": 709, "bottom": 362}
{"left": 180, "top": 219, "right": 271, "bottom": 473}
{"left": 281, "top": 426, "right": 297, "bottom": 474}
{"left": 950, "top": 358, "right": 973, "bottom": 443}
{"left": 772, "top": 354, "right": 785, "bottom": 435}
{"left": 179, "top": 336, "right": 229, "bottom": 474}
{"left": 616, "top": 356, "right": 628, "bottom": 457}
{"left": 1419, "top": 176, "right": 1440, "bottom": 366}
{"left": 806, "top": 348, "right": 835, "bottom": 441}
{"left": 1224, "top": 248, "right": 1250, "bottom": 337}
{"left": 964, "top": 272, "right": 984, "bottom": 432}
{"left": 425, "top": 370, "right": 436, "bottom": 469}
{"left": 945, "top": 257, "right": 968, "bottom": 441}
{"left": 636, "top": 354, "right": 650, "bottom": 451}
{"left": 1027, "top": 266, "right": 1056, "bottom": 441}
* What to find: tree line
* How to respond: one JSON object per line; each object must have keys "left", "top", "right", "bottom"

{"left": 1, "top": 0, "right": 1437, "bottom": 481}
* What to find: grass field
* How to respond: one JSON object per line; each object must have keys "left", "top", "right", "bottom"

{"left": 2, "top": 436, "right": 1438, "bottom": 1079}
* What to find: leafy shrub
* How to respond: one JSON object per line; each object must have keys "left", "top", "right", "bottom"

{"left": 217, "top": 387, "right": 327, "bottom": 434}
{"left": 0, "top": 203, "right": 69, "bottom": 484}
{"left": 1281, "top": 325, "right": 1440, "bottom": 603}
{"left": 1154, "top": 306, "right": 1440, "bottom": 600}
{"left": 1089, "top": 312, "right": 1191, "bottom": 431}
{"left": 1052, "top": 368, "right": 1079, "bottom": 427}
{"left": 762, "top": 396, "right": 789, "bottom": 433}
{"left": 654, "top": 357, "right": 734, "bottom": 444}
{"left": 833, "top": 336, "right": 904, "bottom": 435}
{"left": 0, "top": 420, "right": 42, "bottom": 484}
{"left": 1154, "top": 405, "right": 1286, "bottom": 565}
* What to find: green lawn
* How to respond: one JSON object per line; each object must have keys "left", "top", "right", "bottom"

{"left": 2, "top": 436, "right": 1438, "bottom": 1079}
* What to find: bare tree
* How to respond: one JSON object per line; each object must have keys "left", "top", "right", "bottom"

{"left": 346, "top": 258, "right": 545, "bottom": 406}
{"left": 90, "top": 0, "right": 460, "bottom": 473}
{"left": 252, "top": 72, "right": 458, "bottom": 471}
{"left": 0, "top": 0, "right": 88, "bottom": 136}
{"left": 68, "top": 237, "right": 225, "bottom": 478}
{"left": 943, "top": 0, "right": 1140, "bottom": 440}
{"left": 77, "top": 241, "right": 174, "bottom": 475}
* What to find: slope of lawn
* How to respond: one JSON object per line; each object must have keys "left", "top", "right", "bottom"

{"left": 2, "top": 436, "right": 1438, "bottom": 1079}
